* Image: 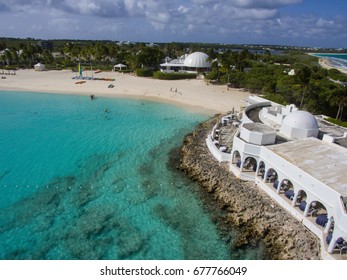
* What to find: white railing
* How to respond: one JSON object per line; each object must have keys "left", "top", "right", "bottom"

{"left": 206, "top": 134, "right": 231, "bottom": 162}
{"left": 222, "top": 99, "right": 347, "bottom": 259}
{"left": 242, "top": 101, "right": 272, "bottom": 124}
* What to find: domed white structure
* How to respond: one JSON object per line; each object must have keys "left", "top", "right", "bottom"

{"left": 160, "top": 52, "right": 211, "bottom": 74}
{"left": 184, "top": 52, "right": 211, "bottom": 68}
{"left": 206, "top": 95, "right": 347, "bottom": 258}
{"left": 280, "top": 110, "right": 319, "bottom": 139}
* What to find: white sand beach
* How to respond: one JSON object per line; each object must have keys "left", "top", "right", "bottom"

{"left": 0, "top": 69, "right": 250, "bottom": 114}
{"left": 318, "top": 58, "right": 347, "bottom": 74}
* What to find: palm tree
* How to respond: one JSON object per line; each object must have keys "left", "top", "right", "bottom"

{"left": 328, "top": 84, "right": 347, "bottom": 120}
{"left": 19, "top": 43, "right": 40, "bottom": 68}
{"left": 41, "top": 49, "right": 53, "bottom": 65}
{"left": 262, "top": 49, "right": 271, "bottom": 63}
{"left": 62, "top": 43, "right": 73, "bottom": 58}
{"left": 108, "top": 44, "right": 120, "bottom": 63}
{"left": 125, "top": 52, "right": 138, "bottom": 71}
{"left": 1, "top": 49, "right": 12, "bottom": 65}
{"left": 70, "top": 44, "right": 82, "bottom": 61}
{"left": 93, "top": 43, "right": 109, "bottom": 65}
{"left": 296, "top": 65, "right": 312, "bottom": 108}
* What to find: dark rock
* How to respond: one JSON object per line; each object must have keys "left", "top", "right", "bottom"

{"left": 178, "top": 115, "right": 320, "bottom": 260}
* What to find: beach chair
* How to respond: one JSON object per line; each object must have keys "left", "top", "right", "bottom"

{"left": 337, "top": 240, "right": 347, "bottom": 255}
{"left": 315, "top": 214, "right": 328, "bottom": 227}
{"left": 326, "top": 233, "right": 346, "bottom": 254}
{"left": 219, "top": 146, "right": 227, "bottom": 152}
{"left": 308, "top": 207, "right": 318, "bottom": 217}
{"left": 285, "top": 189, "right": 294, "bottom": 200}
{"left": 307, "top": 202, "right": 318, "bottom": 216}
{"left": 273, "top": 179, "right": 279, "bottom": 189}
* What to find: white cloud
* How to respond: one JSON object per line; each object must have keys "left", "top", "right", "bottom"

{"left": 0, "top": 0, "right": 346, "bottom": 47}
{"left": 316, "top": 18, "right": 334, "bottom": 28}
{"left": 0, "top": 0, "right": 300, "bottom": 19}
{"left": 65, "top": 0, "right": 100, "bottom": 15}
{"left": 177, "top": 5, "right": 189, "bottom": 14}
{"left": 229, "top": 7, "right": 279, "bottom": 20}
{"left": 48, "top": 17, "right": 79, "bottom": 28}
{"left": 228, "top": 0, "right": 303, "bottom": 9}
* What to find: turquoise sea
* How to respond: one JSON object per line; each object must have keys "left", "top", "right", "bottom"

{"left": 0, "top": 91, "right": 264, "bottom": 260}
{"left": 312, "top": 53, "right": 347, "bottom": 72}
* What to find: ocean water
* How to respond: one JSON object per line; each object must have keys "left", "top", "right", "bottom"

{"left": 313, "top": 53, "right": 347, "bottom": 72}
{"left": 0, "top": 91, "right": 264, "bottom": 260}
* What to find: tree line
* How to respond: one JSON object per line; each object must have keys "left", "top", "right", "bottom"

{"left": 1, "top": 39, "right": 346, "bottom": 121}
{"left": 206, "top": 50, "right": 347, "bottom": 121}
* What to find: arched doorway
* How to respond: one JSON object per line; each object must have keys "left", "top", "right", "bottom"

{"left": 307, "top": 201, "right": 329, "bottom": 228}
{"left": 242, "top": 157, "right": 257, "bottom": 172}
{"left": 296, "top": 190, "right": 308, "bottom": 209}
{"left": 257, "top": 161, "right": 265, "bottom": 179}
{"left": 265, "top": 168, "right": 278, "bottom": 184}
{"left": 326, "top": 231, "right": 346, "bottom": 255}
{"left": 232, "top": 150, "right": 241, "bottom": 168}
{"left": 280, "top": 179, "right": 294, "bottom": 200}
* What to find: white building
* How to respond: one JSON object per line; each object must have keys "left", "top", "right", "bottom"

{"left": 34, "top": 63, "right": 45, "bottom": 71}
{"left": 279, "top": 110, "right": 320, "bottom": 139}
{"left": 206, "top": 96, "right": 347, "bottom": 259}
{"left": 160, "top": 52, "right": 211, "bottom": 74}
{"left": 113, "top": 63, "right": 127, "bottom": 71}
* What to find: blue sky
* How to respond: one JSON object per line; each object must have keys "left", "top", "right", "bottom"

{"left": 0, "top": 0, "right": 346, "bottom": 48}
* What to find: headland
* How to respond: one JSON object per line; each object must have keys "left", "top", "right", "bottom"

{"left": 178, "top": 116, "right": 321, "bottom": 259}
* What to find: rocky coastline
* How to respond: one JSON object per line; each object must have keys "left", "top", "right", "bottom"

{"left": 178, "top": 115, "right": 321, "bottom": 260}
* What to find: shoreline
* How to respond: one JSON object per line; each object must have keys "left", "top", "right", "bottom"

{"left": 1, "top": 68, "right": 320, "bottom": 259}
{"left": 307, "top": 53, "right": 347, "bottom": 74}
{"left": 0, "top": 69, "right": 251, "bottom": 115}
{"left": 318, "top": 58, "right": 347, "bottom": 74}
{"left": 178, "top": 116, "right": 321, "bottom": 259}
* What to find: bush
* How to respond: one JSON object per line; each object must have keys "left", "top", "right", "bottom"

{"left": 205, "top": 70, "right": 220, "bottom": 81}
{"left": 45, "top": 64, "right": 64, "bottom": 70}
{"left": 153, "top": 71, "right": 196, "bottom": 80}
{"left": 92, "top": 65, "right": 113, "bottom": 71}
{"left": 136, "top": 68, "right": 154, "bottom": 77}
{"left": 118, "top": 70, "right": 132, "bottom": 74}
{"left": 326, "top": 117, "right": 347, "bottom": 127}
{"left": 263, "top": 93, "right": 289, "bottom": 105}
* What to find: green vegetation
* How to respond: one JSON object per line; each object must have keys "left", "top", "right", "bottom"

{"left": 206, "top": 49, "right": 347, "bottom": 120}
{"left": 135, "top": 68, "right": 154, "bottom": 77}
{"left": 326, "top": 117, "right": 347, "bottom": 128}
{"left": 153, "top": 71, "right": 196, "bottom": 80}
{"left": 1, "top": 37, "right": 347, "bottom": 120}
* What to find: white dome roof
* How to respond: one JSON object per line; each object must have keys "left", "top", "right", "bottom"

{"left": 282, "top": 110, "right": 319, "bottom": 130}
{"left": 184, "top": 52, "right": 211, "bottom": 68}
